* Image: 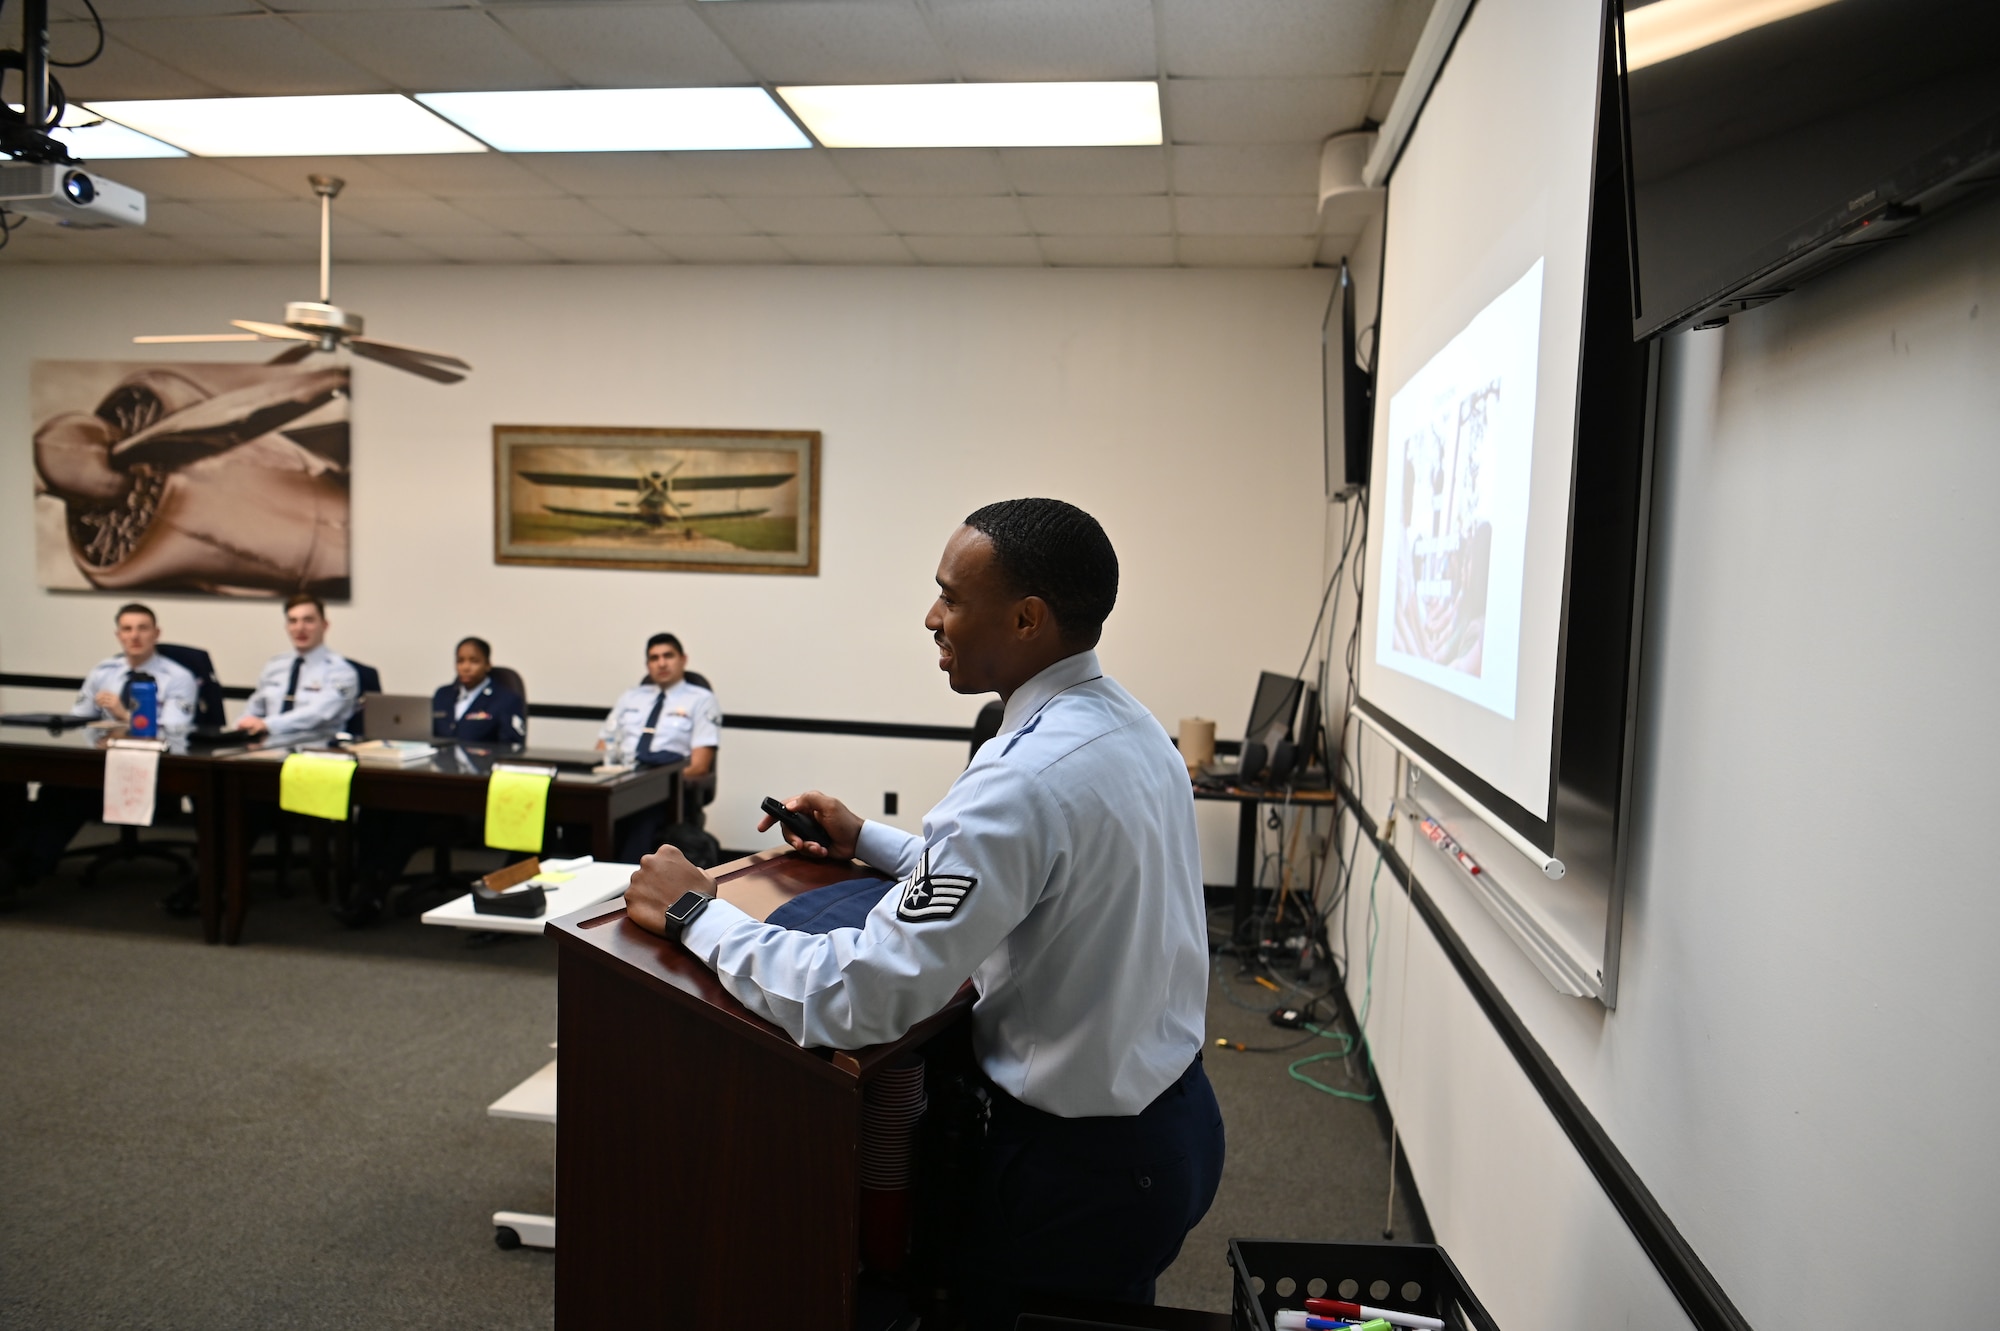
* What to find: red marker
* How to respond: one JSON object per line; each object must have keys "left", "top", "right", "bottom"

{"left": 1304, "top": 1300, "right": 1443, "bottom": 1330}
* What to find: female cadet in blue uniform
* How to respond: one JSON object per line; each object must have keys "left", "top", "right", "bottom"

{"left": 624, "top": 499, "right": 1224, "bottom": 1326}
{"left": 430, "top": 637, "right": 526, "bottom": 745}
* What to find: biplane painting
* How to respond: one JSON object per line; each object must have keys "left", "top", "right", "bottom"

{"left": 493, "top": 426, "right": 819, "bottom": 575}
{"left": 33, "top": 360, "right": 351, "bottom": 597}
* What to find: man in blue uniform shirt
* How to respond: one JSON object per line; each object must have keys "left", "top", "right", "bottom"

{"left": 599, "top": 633, "right": 720, "bottom": 863}
{"left": 625, "top": 499, "right": 1222, "bottom": 1322}
{"left": 233, "top": 593, "right": 359, "bottom": 747}
{"left": 0, "top": 602, "right": 202, "bottom": 904}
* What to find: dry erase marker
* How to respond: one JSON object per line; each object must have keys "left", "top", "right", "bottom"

{"left": 1306, "top": 1299, "right": 1443, "bottom": 1330}
{"left": 1273, "top": 1312, "right": 1358, "bottom": 1331}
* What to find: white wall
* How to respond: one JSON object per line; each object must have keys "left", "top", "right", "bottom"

{"left": 0, "top": 262, "right": 1333, "bottom": 857}
{"left": 1328, "top": 190, "right": 2000, "bottom": 1327}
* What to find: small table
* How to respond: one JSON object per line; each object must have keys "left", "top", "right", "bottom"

{"left": 1192, "top": 781, "right": 1339, "bottom": 942}
{"left": 215, "top": 745, "right": 679, "bottom": 945}
{"left": 0, "top": 724, "right": 246, "bottom": 944}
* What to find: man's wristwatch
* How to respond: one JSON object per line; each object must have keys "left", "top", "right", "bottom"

{"left": 659, "top": 890, "right": 714, "bottom": 940}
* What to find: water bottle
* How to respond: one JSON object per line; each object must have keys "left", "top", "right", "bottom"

{"left": 129, "top": 676, "right": 159, "bottom": 738}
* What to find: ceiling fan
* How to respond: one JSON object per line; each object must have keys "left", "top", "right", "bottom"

{"left": 133, "top": 174, "right": 472, "bottom": 384}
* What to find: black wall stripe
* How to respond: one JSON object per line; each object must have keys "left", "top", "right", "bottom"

{"left": 1335, "top": 781, "right": 1752, "bottom": 1331}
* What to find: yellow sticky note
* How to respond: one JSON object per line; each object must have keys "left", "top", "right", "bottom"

{"left": 485, "top": 768, "right": 553, "bottom": 853}
{"left": 279, "top": 753, "right": 357, "bottom": 822}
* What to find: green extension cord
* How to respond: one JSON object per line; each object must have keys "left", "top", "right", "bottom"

{"left": 1289, "top": 853, "right": 1385, "bottom": 1102}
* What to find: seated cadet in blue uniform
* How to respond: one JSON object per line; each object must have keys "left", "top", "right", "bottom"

{"left": 430, "top": 637, "right": 525, "bottom": 744}
{"left": 232, "top": 593, "right": 360, "bottom": 747}
{"left": 624, "top": 499, "right": 1223, "bottom": 1326}
{"left": 0, "top": 602, "right": 201, "bottom": 907}
{"left": 600, "top": 633, "right": 721, "bottom": 865}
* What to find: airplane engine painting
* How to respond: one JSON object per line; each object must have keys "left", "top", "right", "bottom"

{"left": 32, "top": 361, "right": 351, "bottom": 598}
{"left": 493, "top": 425, "right": 819, "bottom": 576}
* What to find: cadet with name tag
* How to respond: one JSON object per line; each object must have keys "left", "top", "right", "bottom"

{"left": 0, "top": 602, "right": 202, "bottom": 908}
{"left": 598, "top": 633, "right": 721, "bottom": 864}
{"left": 233, "top": 593, "right": 360, "bottom": 748}
{"left": 623, "top": 499, "right": 1223, "bottom": 1325}
{"left": 431, "top": 636, "right": 525, "bottom": 744}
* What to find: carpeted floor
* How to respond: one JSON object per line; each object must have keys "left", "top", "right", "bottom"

{"left": 0, "top": 841, "right": 1416, "bottom": 1327}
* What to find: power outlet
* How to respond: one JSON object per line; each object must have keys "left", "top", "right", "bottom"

{"left": 884, "top": 791, "right": 899, "bottom": 816}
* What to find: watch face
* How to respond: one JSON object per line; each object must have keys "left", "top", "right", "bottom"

{"left": 666, "top": 891, "right": 710, "bottom": 924}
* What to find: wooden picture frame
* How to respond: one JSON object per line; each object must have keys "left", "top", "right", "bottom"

{"left": 493, "top": 425, "right": 820, "bottom": 576}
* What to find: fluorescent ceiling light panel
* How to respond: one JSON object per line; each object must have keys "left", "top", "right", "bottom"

{"left": 0, "top": 106, "right": 188, "bottom": 158}
{"left": 1623, "top": 0, "right": 1841, "bottom": 72}
{"left": 417, "top": 89, "right": 809, "bottom": 152}
{"left": 778, "top": 82, "right": 1162, "bottom": 149}
{"left": 82, "top": 95, "right": 487, "bottom": 157}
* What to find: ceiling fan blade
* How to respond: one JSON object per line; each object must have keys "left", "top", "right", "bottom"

{"left": 349, "top": 339, "right": 466, "bottom": 384}
{"left": 132, "top": 333, "right": 261, "bottom": 344}
{"left": 350, "top": 336, "right": 471, "bottom": 372}
{"left": 268, "top": 343, "right": 316, "bottom": 366}
{"left": 230, "top": 319, "right": 317, "bottom": 342}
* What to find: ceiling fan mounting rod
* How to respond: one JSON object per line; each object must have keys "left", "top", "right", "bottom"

{"left": 310, "top": 174, "right": 344, "bottom": 304}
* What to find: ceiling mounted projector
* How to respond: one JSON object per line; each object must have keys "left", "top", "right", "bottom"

{"left": 0, "top": 162, "right": 146, "bottom": 228}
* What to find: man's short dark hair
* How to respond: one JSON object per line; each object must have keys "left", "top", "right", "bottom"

{"left": 646, "top": 633, "right": 685, "bottom": 656}
{"left": 457, "top": 636, "right": 492, "bottom": 661}
{"left": 963, "top": 498, "right": 1119, "bottom": 647}
{"left": 284, "top": 592, "right": 326, "bottom": 618}
{"left": 114, "top": 602, "right": 156, "bottom": 625}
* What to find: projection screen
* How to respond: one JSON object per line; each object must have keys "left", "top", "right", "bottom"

{"left": 1358, "top": 0, "right": 1607, "bottom": 833}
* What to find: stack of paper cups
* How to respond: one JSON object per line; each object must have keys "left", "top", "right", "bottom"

{"left": 1179, "top": 717, "right": 1216, "bottom": 772}
{"left": 859, "top": 1055, "right": 927, "bottom": 1273}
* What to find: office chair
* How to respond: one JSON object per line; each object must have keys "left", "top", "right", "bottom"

{"left": 969, "top": 698, "right": 1004, "bottom": 766}
{"left": 63, "top": 641, "right": 221, "bottom": 888}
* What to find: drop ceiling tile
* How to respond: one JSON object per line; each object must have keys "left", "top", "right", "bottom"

{"left": 1377, "top": 1, "right": 1432, "bottom": 72}
{"left": 1316, "top": 231, "right": 1366, "bottom": 267}
{"left": 331, "top": 197, "right": 507, "bottom": 236}
{"left": 871, "top": 196, "right": 1028, "bottom": 236}
{"left": 1172, "top": 143, "right": 1320, "bottom": 195}
{"left": 827, "top": 149, "right": 1010, "bottom": 197}
{"left": 726, "top": 196, "right": 888, "bottom": 236}
{"left": 1037, "top": 234, "right": 1177, "bottom": 266}
{"left": 43, "top": 27, "right": 223, "bottom": 100}
{"left": 1019, "top": 194, "right": 1171, "bottom": 235}
{"left": 1001, "top": 146, "right": 1167, "bottom": 195}
{"left": 452, "top": 196, "right": 629, "bottom": 235}
{"left": 654, "top": 234, "right": 793, "bottom": 264}
{"left": 410, "top": 234, "right": 557, "bottom": 263}
{"left": 774, "top": 235, "right": 917, "bottom": 265}
{"left": 328, "top": 233, "right": 445, "bottom": 262}
{"left": 679, "top": 152, "right": 857, "bottom": 198}
{"left": 512, "top": 153, "right": 714, "bottom": 198}
{"left": 1165, "top": 77, "right": 1373, "bottom": 144}
{"left": 140, "top": 200, "right": 268, "bottom": 236}
{"left": 1160, "top": 0, "right": 1391, "bottom": 78}
{"left": 589, "top": 197, "right": 753, "bottom": 236}
{"left": 71, "top": 233, "right": 233, "bottom": 263}
{"left": 698, "top": 0, "right": 955, "bottom": 84}
{"left": 366, "top": 153, "right": 565, "bottom": 197}
{"left": 217, "top": 156, "right": 437, "bottom": 200}
{"left": 108, "top": 16, "right": 392, "bottom": 96}
{"left": 288, "top": 11, "right": 566, "bottom": 93}
{"left": 189, "top": 234, "right": 320, "bottom": 262}
{"left": 520, "top": 233, "right": 668, "bottom": 262}
{"left": 1175, "top": 194, "right": 1318, "bottom": 235}
{"left": 1175, "top": 234, "right": 1317, "bottom": 266}
{"left": 223, "top": 197, "right": 384, "bottom": 238}
{"left": 261, "top": 0, "right": 462, "bottom": 9}
{"left": 490, "top": 5, "right": 755, "bottom": 87}
{"left": 68, "top": 158, "right": 288, "bottom": 201}
{"left": 1367, "top": 74, "right": 1403, "bottom": 123}
{"left": 926, "top": 0, "right": 1158, "bottom": 81}
{"left": 903, "top": 234, "right": 1044, "bottom": 266}
{"left": 53, "top": 0, "right": 265, "bottom": 19}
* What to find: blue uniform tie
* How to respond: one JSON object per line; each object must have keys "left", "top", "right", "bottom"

{"left": 635, "top": 689, "right": 665, "bottom": 760}
{"left": 281, "top": 657, "right": 302, "bottom": 713}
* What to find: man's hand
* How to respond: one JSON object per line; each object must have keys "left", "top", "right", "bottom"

{"left": 94, "top": 690, "right": 129, "bottom": 722}
{"left": 757, "top": 790, "right": 863, "bottom": 860}
{"left": 624, "top": 844, "right": 718, "bottom": 938}
{"left": 236, "top": 715, "right": 269, "bottom": 735}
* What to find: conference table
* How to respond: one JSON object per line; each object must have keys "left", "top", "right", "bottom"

{"left": 214, "top": 743, "right": 681, "bottom": 945}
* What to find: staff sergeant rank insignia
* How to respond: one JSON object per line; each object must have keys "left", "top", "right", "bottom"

{"left": 898, "top": 849, "right": 976, "bottom": 923}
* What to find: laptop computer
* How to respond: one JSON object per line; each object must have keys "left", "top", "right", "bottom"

{"left": 361, "top": 693, "right": 438, "bottom": 742}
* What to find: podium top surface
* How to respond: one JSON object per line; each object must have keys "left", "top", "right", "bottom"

{"left": 550, "top": 847, "right": 972, "bottom": 1086}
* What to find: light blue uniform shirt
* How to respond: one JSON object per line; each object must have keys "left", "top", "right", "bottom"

{"left": 681, "top": 650, "right": 1210, "bottom": 1118}
{"left": 73, "top": 652, "right": 200, "bottom": 731}
{"left": 599, "top": 679, "right": 721, "bottom": 766}
{"left": 242, "top": 645, "right": 359, "bottom": 745}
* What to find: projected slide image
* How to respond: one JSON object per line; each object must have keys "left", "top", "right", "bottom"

{"left": 1376, "top": 260, "right": 1544, "bottom": 719}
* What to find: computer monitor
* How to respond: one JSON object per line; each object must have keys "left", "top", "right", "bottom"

{"left": 1244, "top": 671, "right": 1303, "bottom": 753}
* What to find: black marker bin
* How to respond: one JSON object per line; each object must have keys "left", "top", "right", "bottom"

{"left": 1228, "top": 1238, "right": 1501, "bottom": 1331}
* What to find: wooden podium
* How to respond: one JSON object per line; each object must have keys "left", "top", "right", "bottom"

{"left": 551, "top": 849, "right": 974, "bottom": 1329}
